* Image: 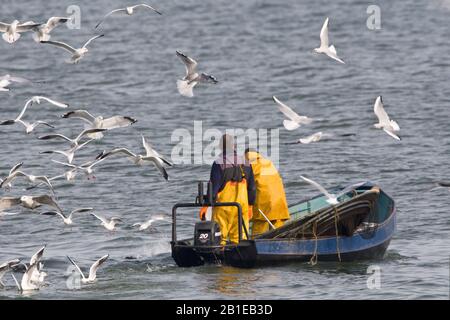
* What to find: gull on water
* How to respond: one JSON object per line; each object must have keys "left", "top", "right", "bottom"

{"left": 41, "top": 207, "right": 93, "bottom": 225}
{"left": 297, "top": 132, "right": 330, "bottom": 144}
{"left": 66, "top": 254, "right": 109, "bottom": 284}
{"left": 0, "top": 20, "right": 41, "bottom": 44}
{"left": 0, "top": 195, "right": 63, "bottom": 212}
{"left": 41, "top": 34, "right": 105, "bottom": 64}
{"left": 176, "top": 50, "right": 218, "bottom": 97}
{"left": 373, "top": 96, "right": 401, "bottom": 141}
{"left": 11, "top": 245, "right": 46, "bottom": 291}
{"left": 31, "top": 17, "right": 70, "bottom": 42}
{"left": 0, "top": 170, "right": 54, "bottom": 193}
{"left": 90, "top": 213, "right": 122, "bottom": 231}
{"left": 41, "top": 139, "right": 93, "bottom": 164}
{"left": 0, "top": 74, "right": 31, "bottom": 92}
{"left": 99, "top": 135, "right": 173, "bottom": 181}
{"left": 38, "top": 128, "right": 106, "bottom": 148}
{"left": 300, "top": 175, "right": 339, "bottom": 205}
{"left": 0, "top": 259, "right": 20, "bottom": 287}
{"left": 62, "top": 110, "right": 137, "bottom": 139}
{"left": 272, "top": 96, "right": 313, "bottom": 130}
{"left": 133, "top": 214, "right": 168, "bottom": 231}
{"left": 95, "top": 4, "right": 162, "bottom": 29}
{"left": 313, "top": 17, "right": 345, "bottom": 64}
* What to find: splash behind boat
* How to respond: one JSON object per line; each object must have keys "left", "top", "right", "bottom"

{"left": 171, "top": 181, "right": 396, "bottom": 268}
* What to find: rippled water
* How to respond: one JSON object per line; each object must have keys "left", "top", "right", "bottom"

{"left": 1, "top": 0, "right": 449, "bottom": 299}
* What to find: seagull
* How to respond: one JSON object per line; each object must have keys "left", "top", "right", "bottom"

{"left": 0, "top": 195, "right": 62, "bottom": 212}
{"left": 0, "top": 74, "right": 31, "bottom": 92}
{"left": 11, "top": 262, "right": 40, "bottom": 291}
{"left": 41, "top": 207, "right": 93, "bottom": 225}
{"left": 66, "top": 254, "right": 109, "bottom": 284}
{"left": 0, "top": 170, "right": 54, "bottom": 193}
{"left": 32, "top": 17, "right": 70, "bottom": 42}
{"left": 272, "top": 96, "right": 313, "bottom": 130}
{"left": 62, "top": 110, "right": 137, "bottom": 139}
{"left": 176, "top": 50, "right": 218, "bottom": 97}
{"left": 95, "top": 4, "right": 162, "bottom": 29}
{"left": 99, "top": 135, "right": 173, "bottom": 180}
{"left": 0, "top": 20, "right": 41, "bottom": 44}
{"left": 0, "top": 96, "right": 67, "bottom": 133}
{"left": 38, "top": 128, "right": 107, "bottom": 148}
{"left": 300, "top": 175, "right": 339, "bottom": 205}
{"left": 297, "top": 132, "right": 330, "bottom": 144}
{"left": 40, "top": 139, "right": 93, "bottom": 164}
{"left": 90, "top": 213, "right": 122, "bottom": 231}
{"left": 132, "top": 214, "right": 168, "bottom": 231}
{"left": 313, "top": 17, "right": 345, "bottom": 64}
{"left": 51, "top": 156, "right": 106, "bottom": 180}
{"left": 28, "top": 245, "right": 47, "bottom": 285}
{"left": 0, "top": 162, "right": 23, "bottom": 190}
{"left": 373, "top": 96, "right": 400, "bottom": 140}
{"left": 0, "top": 259, "right": 20, "bottom": 287}
{"left": 41, "top": 34, "right": 105, "bottom": 64}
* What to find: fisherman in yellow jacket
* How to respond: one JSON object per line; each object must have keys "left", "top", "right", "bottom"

{"left": 244, "top": 149, "right": 290, "bottom": 237}
{"left": 203, "top": 135, "right": 256, "bottom": 245}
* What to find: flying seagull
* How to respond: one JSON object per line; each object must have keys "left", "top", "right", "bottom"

{"left": 40, "top": 139, "right": 93, "bottom": 164}
{"left": 90, "top": 213, "right": 122, "bottom": 231}
{"left": 132, "top": 214, "right": 168, "bottom": 231}
{"left": 11, "top": 262, "right": 40, "bottom": 291}
{"left": 0, "top": 162, "right": 23, "bottom": 190}
{"left": 272, "top": 96, "right": 313, "bottom": 130}
{"left": 0, "top": 170, "right": 54, "bottom": 193}
{"left": 176, "top": 50, "right": 218, "bottom": 97}
{"left": 28, "top": 245, "right": 47, "bottom": 285}
{"left": 99, "top": 135, "right": 172, "bottom": 180}
{"left": 300, "top": 175, "right": 339, "bottom": 205}
{"left": 41, "top": 34, "right": 105, "bottom": 63}
{"left": 38, "top": 128, "right": 106, "bottom": 148}
{"left": 0, "top": 74, "right": 31, "bottom": 92}
{"left": 0, "top": 259, "right": 20, "bottom": 287}
{"left": 0, "top": 195, "right": 62, "bottom": 212}
{"left": 373, "top": 96, "right": 400, "bottom": 140}
{"left": 95, "top": 4, "right": 162, "bottom": 29}
{"left": 62, "top": 110, "right": 137, "bottom": 139}
{"left": 313, "top": 17, "right": 345, "bottom": 64}
{"left": 0, "top": 20, "right": 41, "bottom": 44}
{"left": 41, "top": 207, "right": 93, "bottom": 225}
{"left": 32, "top": 17, "right": 71, "bottom": 42}
{"left": 66, "top": 254, "right": 109, "bottom": 284}
{"left": 51, "top": 156, "right": 106, "bottom": 180}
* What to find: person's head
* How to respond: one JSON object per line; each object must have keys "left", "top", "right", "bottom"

{"left": 220, "top": 134, "right": 235, "bottom": 155}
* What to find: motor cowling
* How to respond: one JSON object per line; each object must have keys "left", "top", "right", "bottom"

{"left": 194, "top": 221, "right": 221, "bottom": 246}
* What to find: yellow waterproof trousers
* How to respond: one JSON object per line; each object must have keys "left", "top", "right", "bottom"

{"left": 213, "top": 180, "right": 249, "bottom": 245}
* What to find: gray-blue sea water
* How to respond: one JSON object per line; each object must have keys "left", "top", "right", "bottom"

{"left": 1, "top": 0, "right": 450, "bottom": 299}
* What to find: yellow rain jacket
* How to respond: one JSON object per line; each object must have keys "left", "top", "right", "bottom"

{"left": 245, "top": 151, "right": 290, "bottom": 236}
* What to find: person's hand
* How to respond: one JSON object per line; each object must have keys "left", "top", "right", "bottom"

{"left": 199, "top": 206, "right": 208, "bottom": 220}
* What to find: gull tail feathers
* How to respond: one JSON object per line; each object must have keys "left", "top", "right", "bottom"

{"left": 283, "top": 120, "right": 300, "bottom": 131}
{"left": 177, "top": 80, "right": 195, "bottom": 98}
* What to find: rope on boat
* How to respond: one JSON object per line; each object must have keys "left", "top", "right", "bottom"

{"left": 333, "top": 206, "right": 342, "bottom": 262}
{"left": 309, "top": 221, "right": 318, "bottom": 266}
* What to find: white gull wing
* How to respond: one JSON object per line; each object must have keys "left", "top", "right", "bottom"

{"left": 30, "top": 245, "right": 46, "bottom": 266}
{"left": 33, "top": 96, "right": 69, "bottom": 108}
{"left": 298, "top": 132, "right": 323, "bottom": 144}
{"left": 300, "top": 175, "right": 338, "bottom": 204}
{"left": 176, "top": 51, "right": 198, "bottom": 77}
{"left": 40, "top": 40, "right": 77, "bottom": 54}
{"left": 319, "top": 17, "right": 329, "bottom": 48}
{"left": 90, "top": 213, "right": 109, "bottom": 225}
{"left": 142, "top": 136, "right": 172, "bottom": 165}
{"left": 62, "top": 110, "right": 96, "bottom": 124}
{"left": 95, "top": 8, "right": 128, "bottom": 28}
{"left": 87, "top": 254, "right": 109, "bottom": 281}
{"left": 373, "top": 96, "right": 391, "bottom": 127}
{"left": 66, "top": 256, "right": 86, "bottom": 280}
{"left": 44, "top": 17, "right": 70, "bottom": 32}
{"left": 131, "top": 4, "right": 162, "bottom": 15}
{"left": 82, "top": 34, "right": 104, "bottom": 48}
{"left": 100, "top": 116, "right": 137, "bottom": 129}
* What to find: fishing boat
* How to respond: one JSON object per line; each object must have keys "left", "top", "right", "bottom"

{"left": 171, "top": 181, "right": 396, "bottom": 268}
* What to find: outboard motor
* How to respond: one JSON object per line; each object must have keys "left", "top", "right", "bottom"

{"left": 194, "top": 221, "right": 221, "bottom": 246}
{"left": 193, "top": 181, "right": 221, "bottom": 246}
